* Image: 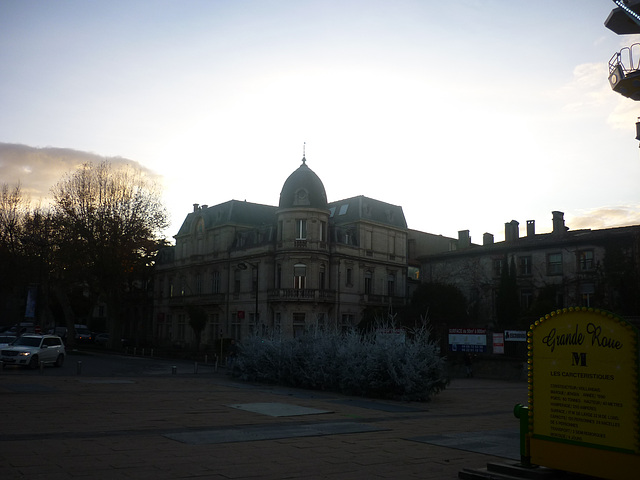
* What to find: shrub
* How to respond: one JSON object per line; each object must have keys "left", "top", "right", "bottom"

{"left": 233, "top": 321, "right": 448, "bottom": 401}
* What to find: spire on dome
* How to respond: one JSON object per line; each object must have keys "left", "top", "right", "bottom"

{"left": 302, "top": 142, "right": 306, "bottom": 165}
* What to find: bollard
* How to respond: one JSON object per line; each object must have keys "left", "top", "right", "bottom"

{"left": 172, "top": 365, "right": 177, "bottom": 375}
{"left": 194, "top": 362, "right": 198, "bottom": 374}
{"left": 133, "top": 347, "right": 137, "bottom": 356}
{"left": 141, "top": 348, "right": 145, "bottom": 356}
{"left": 204, "top": 354, "right": 208, "bottom": 365}
{"left": 513, "top": 403, "right": 531, "bottom": 466}
{"left": 150, "top": 348, "right": 154, "bottom": 357}
{"left": 77, "top": 360, "right": 82, "bottom": 376}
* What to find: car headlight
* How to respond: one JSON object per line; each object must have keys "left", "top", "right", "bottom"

{"left": 18, "top": 352, "right": 31, "bottom": 356}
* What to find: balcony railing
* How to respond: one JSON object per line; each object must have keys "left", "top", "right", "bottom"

{"left": 360, "top": 294, "right": 406, "bottom": 307}
{"left": 268, "top": 288, "right": 336, "bottom": 302}
{"left": 167, "top": 293, "right": 225, "bottom": 306}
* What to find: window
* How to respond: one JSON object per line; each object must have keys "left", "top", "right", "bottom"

{"left": 276, "top": 264, "right": 282, "bottom": 289}
{"left": 387, "top": 273, "right": 396, "bottom": 296}
{"left": 364, "top": 270, "right": 373, "bottom": 294}
{"left": 493, "top": 259, "right": 503, "bottom": 277}
{"left": 555, "top": 289, "right": 564, "bottom": 308}
{"left": 580, "top": 283, "right": 595, "bottom": 307}
{"left": 319, "top": 264, "right": 326, "bottom": 290}
{"left": 274, "top": 312, "right": 281, "bottom": 333}
{"left": 211, "top": 271, "right": 220, "bottom": 294}
{"left": 294, "top": 263, "right": 306, "bottom": 289}
{"left": 233, "top": 270, "right": 241, "bottom": 295}
{"left": 547, "top": 253, "right": 563, "bottom": 275}
{"left": 195, "top": 273, "right": 202, "bottom": 295}
{"left": 578, "top": 250, "right": 594, "bottom": 271}
{"left": 207, "top": 313, "right": 220, "bottom": 342}
{"left": 296, "top": 219, "right": 307, "bottom": 240}
{"left": 293, "top": 313, "right": 306, "bottom": 338}
{"left": 341, "top": 314, "right": 355, "bottom": 332}
{"left": 520, "top": 289, "right": 533, "bottom": 310}
{"left": 177, "top": 314, "right": 186, "bottom": 341}
{"left": 519, "top": 256, "right": 532, "bottom": 276}
{"left": 320, "top": 221, "right": 327, "bottom": 243}
{"left": 346, "top": 268, "right": 353, "bottom": 286}
{"left": 231, "top": 313, "right": 241, "bottom": 340}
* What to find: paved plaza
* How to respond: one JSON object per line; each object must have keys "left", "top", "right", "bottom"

{"left": 0, "top": 365, "right": 530, "bottom": 479}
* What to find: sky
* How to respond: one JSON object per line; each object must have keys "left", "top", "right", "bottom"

{"left": 2, "top": 0, "right": 640, "bottom": 243}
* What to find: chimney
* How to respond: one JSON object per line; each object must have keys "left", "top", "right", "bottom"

{"left": 526, "top": 220, "right": 535, "bottom": 237}
{"left": 552, "top": 211, "right": 567, "bottom": 234}
{"left": 193, "top": 203, "right": 200, "bottom": 212}
{"left": 458, "top": 230, "right": 471, "bottom": 249}
{"left": 483, "top": 232, "right": 494, "bottom": 245}
{"left": 201, "top": 204, "right": 208, "bottom": 209}
{"left": 505, "top": 220, "right": 519, "bottom": 242}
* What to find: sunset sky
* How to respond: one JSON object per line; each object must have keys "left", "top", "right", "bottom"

{"left": 2, "top": 1, "right": 640, "bottom": 243}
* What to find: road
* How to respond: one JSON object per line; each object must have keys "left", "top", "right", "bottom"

{"left": 0, "top": 348, "right": 218, "bottom": 377}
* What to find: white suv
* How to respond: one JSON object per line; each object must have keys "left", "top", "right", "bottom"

{"left": 1, "top": 334, "right": 66, "bottom": 369}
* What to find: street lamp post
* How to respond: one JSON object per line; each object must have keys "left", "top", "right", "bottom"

{"left": 237, "top": 261, "right": 259, "bottom": 333}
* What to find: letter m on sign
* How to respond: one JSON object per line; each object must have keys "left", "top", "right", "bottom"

{"left": 571, "top": 352, "right": 587, "bottom": 367}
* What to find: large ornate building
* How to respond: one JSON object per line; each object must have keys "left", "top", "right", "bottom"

{"left": 152, "top": 156, "right": 454, "bottom": 347}
{"left": 418, "top": 212, "right": 640, "bottom": 329}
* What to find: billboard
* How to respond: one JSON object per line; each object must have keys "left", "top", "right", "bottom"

{"left": 448, "top": 328, "right": 487, "bottom": 353}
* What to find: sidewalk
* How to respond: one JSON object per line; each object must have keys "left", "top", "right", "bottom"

{"left": 0, "top": 372, "right": 527, "bottom": 479}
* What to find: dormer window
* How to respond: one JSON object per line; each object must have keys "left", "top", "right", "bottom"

{"left": 294, "top": 188, "right": 310, "bottom": 206}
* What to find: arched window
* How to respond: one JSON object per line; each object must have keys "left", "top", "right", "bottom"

{"left": 294, "top": 263, "right": 306, "bottom": 290}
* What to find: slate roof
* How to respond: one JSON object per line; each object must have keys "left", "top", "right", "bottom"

{"left": 176, "top": 200, "right": 277, "bottom": 237}
{"left": 329, "top": 195, "right": 407, "bottom": 229}
{"left": 278, "top": 157, "right": 328, "bottom": 210}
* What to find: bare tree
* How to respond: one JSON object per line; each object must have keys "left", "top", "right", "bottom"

{"left": 51, "top": 161, "right": 169, "bottom": 348}
{"left": 0, "top": 182, "right": 27, "bottom": 256}
{"left": 0, "top": 183, "right": 30, "bottom": 324}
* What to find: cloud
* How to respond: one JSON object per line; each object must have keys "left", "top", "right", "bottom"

{"left": 0, "top": 142, "right": 163, "bottom": 204}
{"left": 556, "top": 62, "right": 613, "bottom": 113}
{"left": 567, "top": 205, "right": 640, "bottom": 230}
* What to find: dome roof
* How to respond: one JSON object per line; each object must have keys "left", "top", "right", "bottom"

{"left": 278, "top": 157, "right": 328, "bottom": 209}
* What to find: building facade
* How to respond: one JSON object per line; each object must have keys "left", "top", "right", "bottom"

{"left": 152, "top": 157, "right": 454, "bottom": 347}
{"left": 419, "top": 211, "right": 640, "bottom": 329}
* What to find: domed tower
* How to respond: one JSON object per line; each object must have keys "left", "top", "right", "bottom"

{"left": 274, "top": 156, "right": 332, "bottom": 336}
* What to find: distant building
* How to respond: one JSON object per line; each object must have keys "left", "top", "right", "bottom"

{"left": 152, "top": 156, "right": 454, "bottom": 347}
{"left": 418, "top": 211, "right": 640, "bottom": 329}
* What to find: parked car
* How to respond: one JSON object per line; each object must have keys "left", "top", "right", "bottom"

{"left": 1, "top": 334, "right": 66, "bottom": 369}
{"left": 0, "top": 335, "right": 17, "bottom": 347}
{"left": 74, "top": 324, "right": 93, "bottom": 343}
{"left": 94, "top": 333, "right": 109, "bottom": 346}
